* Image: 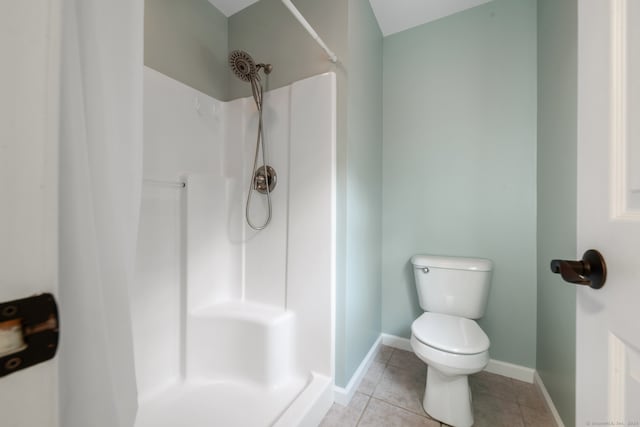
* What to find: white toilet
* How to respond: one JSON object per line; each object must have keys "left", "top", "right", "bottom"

{"left": 410, "top": 254, "right": 493, "bottom": 427}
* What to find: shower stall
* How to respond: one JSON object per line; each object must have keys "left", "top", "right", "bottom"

{"left": 132, "top": 65, "right": 336, "bottom": 426}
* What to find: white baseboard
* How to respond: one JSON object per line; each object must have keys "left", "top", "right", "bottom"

{"left": 484, "top": 359, "right": 535, "bottom": 383}
{"left": 534, "top": 371, "right": 565, "bottom": 427}
{"left": 333, "top": 335, "right": 382, "bottom": 406}
{"left": 381, "top": 333, "right": 535, "bottom": 383}
{"left": 381, "top": 333, "right": 412, "bottom": 351}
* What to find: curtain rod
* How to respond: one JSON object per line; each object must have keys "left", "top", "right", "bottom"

{"left": 281, "top": 0, "right": 338, "bottom": 63}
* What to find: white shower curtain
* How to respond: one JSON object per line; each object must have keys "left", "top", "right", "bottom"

{"left": 59, "top": 0, "right": 143, "bottom": 426}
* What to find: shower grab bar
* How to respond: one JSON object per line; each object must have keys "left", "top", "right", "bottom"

{"left": 281, "top": 0, "right": 338, "bottom": 63}
{"left": 143, "top": 179, "right": 186, "bottom": 188}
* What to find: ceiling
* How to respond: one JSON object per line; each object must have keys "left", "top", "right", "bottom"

{"left": 207, "top": 0, "right": 493, "bottom": 36}
{"left": 208, "top": 0, "right": 259, "bottom": 17}
{"left": 368, "top": 0, "right": 492, "bottom": 36}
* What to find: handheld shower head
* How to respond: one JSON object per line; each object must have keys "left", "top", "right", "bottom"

{"left": 229, "top": 50, "right": 257, "bottom": 82}
{"left": 229, "top": 50, "right": 272, "bottom": 81}
{"left": 228, "top": 50, "right": 276, "bottom": 230}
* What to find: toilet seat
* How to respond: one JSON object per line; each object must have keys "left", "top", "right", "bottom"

{"left": 411, "top": 312, "right": 489, "bottom": 355}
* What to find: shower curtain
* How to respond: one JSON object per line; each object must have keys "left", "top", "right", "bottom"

{"left": 59, "top": 0, "right": 143, "bottom": 426}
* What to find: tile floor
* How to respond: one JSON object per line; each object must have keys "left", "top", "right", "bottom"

{"left": 321, "top": 345, "right": 557, "bottom": 427}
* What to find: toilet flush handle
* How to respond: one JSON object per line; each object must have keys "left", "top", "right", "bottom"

{"left": 421, "top": 267, "right": 429, "bottom": 274}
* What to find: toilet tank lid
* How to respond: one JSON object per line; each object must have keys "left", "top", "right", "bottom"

{"left": 411, "top": 255, "right": 493, "bottom": 271}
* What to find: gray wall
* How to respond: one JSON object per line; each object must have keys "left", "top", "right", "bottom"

{"left": 228, "top": 0, "right": 383, "bottom": 388}
{"left": 536, "top": 0, "right": 577, "bottom": 425}
{"left": 227, "top": 0, "right": 346, "bottom": 99}
{"left": 145, "top": 0, "right": 229, "bottom": 100}
{"left": 382, "top": 0, "right": 538, "bottom": 368}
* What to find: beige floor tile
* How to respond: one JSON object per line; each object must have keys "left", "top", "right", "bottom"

{"left": 469, "top": 371, "right": 517, "bottom": 403}
{"left": 520, "top": 404, "right": 557, "bottom": 427}
{"left": 372, "top": 364, "right": 426, "bottom": 416}
{"left": 358, "top": 362, "right": 386, "bottom": 395}
{"left": 321, "top": 352, "right": 552, "bottom": 427}
{"left": 358, "top": 398, "right": 440, "bottom": 427}
{"left": 374, "top": 345, "right": 394, "bottom": 364}
{"left": 472, "top": 390, "right": 525, "bottom": 427}
{"left": 511, "top": 379, "right": 547, "bottom": 411}
{"left": 387, "top": 349, "right": 426, "bottom": 375}
{"left": 319, "top": 392, "right": 369, "bottom": 427}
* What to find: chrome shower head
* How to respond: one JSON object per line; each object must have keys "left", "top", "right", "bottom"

{"left": 229, "top": 50, "right": 272, "bottom": 81}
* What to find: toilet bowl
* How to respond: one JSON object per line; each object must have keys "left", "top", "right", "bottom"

{"left": 409, "top": 255, "right": 493, "bottom": 427}
{"left": 410, "top": 312, "right": 489, "bottom": 427}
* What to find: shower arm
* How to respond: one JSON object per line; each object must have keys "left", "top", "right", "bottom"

{"left": 280, "top": 0, "right": 338, "bottom": 63}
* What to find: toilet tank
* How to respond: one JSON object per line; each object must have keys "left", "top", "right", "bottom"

{"left": 411, "top": 255, "right": 493, "bottom": 319}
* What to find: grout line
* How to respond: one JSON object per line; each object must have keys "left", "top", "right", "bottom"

{"left": 354, "top": 394, "right": 372, "bottom": 426}
{"left": 358, "top": 346, "right": 391, "bottom": 398}
{"left": 366, "top": 396, "right": 433, "bottom": 421}
{"left": 359, "top": 346, "right": 436, "bottom": 422}
{"left": 515, "top": 402, "right": 529, "bottom": 427}
{"left": 371, "top": 352, "right": 387, "bottom": 391}
{"left": 372, "top": 347, "right": 439, "bottom": 420}
{"left": 364, "top": 346, "right": 391, "bottom": 397}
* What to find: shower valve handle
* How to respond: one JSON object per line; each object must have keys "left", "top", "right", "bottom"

{"left": 253, "top": 166, "right": 277, "bottom": 194}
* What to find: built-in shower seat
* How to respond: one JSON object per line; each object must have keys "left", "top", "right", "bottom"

{"left": 186, "top": 301, "right": 295, "bottom": 387}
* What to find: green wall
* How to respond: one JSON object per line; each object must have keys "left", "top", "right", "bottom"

{"left": 536, "top": 0, "right": 577, "bottom": 425}
{"left": 382, "top": 0, "right": 538, "bottom": 368}
{"left": 144, "top": 0, "right": 229, "bottom": 100}
{"left": 343, "top": 0, "right": 383, "bottom": 387}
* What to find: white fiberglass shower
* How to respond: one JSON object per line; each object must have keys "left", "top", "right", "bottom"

{"left": 132, "top": 67, "right": 336, "bottom": 426}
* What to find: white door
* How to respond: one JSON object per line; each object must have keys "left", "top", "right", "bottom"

{"left": 576, "top": 0, "right": 640, "bottom": 425}
{"left": 0, "top": 2, "right": 60, "bottom": 426}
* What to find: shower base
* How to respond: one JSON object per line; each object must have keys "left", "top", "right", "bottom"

{"left": 135, "top": 301, "right": 333, "bottom": 426}
{"left": 135, "top": 373, "right": 331, "bottom": 427}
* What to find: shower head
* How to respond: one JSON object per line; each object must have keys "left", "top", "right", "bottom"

{"left": 229, "top": 50, "right": 272, "bottom": 82}
{"left": 229, "top": 50, "right": 256, "bottom": 82}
